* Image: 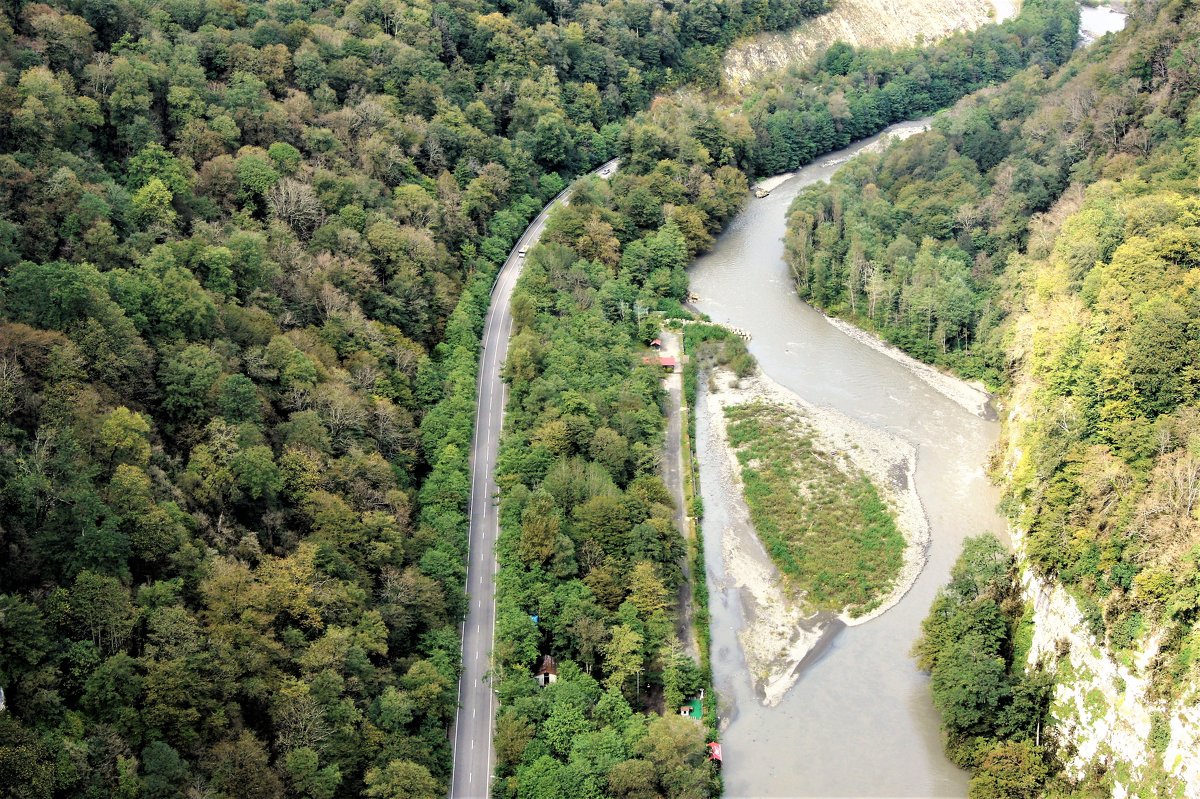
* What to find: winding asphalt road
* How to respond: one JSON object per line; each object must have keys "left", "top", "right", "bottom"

{"left": 449, "top": 158, "right": 620, "bottom": 799}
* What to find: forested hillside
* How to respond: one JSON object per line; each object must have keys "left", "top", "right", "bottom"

{"left": 487, "top": 102, "right": 749, "bottom": 799}
{"left": 780, "top": 0, "right": 1082, "bottom": 385}
{"left": 787, "top": 0, "right": 1200, "bottom": 793}
{"left": 472, "top": 7, "right": 1086, "bottom": 779}
{"left": 744, "top": 0, "right": 1080, "bottom": 179}
{"left": 0, "top": 0, "right": 833, "bottom": 793}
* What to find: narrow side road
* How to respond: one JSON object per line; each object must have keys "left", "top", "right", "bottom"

{"left": 448, "top": 158, "right": 619, "bottom": 799}
{"left": 658, "top": 330, "right": 699, "bottom": 660}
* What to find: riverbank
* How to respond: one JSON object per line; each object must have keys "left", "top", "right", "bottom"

{"left": 702, "top": 363, "right": 930, "bottom": 705}
{"left": 722, "top": 0, "right": 1017, "bottom": 86}
{"left": 748, "top": 120, "right": 995, "bottom": 421}
{"left": 751, "top": 117, "right": 933, "bottom": 195}
{"left": 689, "top": 115, "right": 1005, "bottom": 796}
{"left": 822, "top": 315, "right": 996, "bottom": 419}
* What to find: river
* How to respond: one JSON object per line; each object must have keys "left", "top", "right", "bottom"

{"left": 1079, "top": 3, "right": 1128, "bottom": 45}
{"left": 688, "top": 7, "right": 1127, "bottom": 795}
{"left": 691, "top": 120, "right": 1001, "bottom": 797}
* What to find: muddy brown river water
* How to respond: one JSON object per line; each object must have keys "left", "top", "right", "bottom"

{"left": 690, "top": 120, "right": 1006, "bottom": 797}
{"left": 687, "top": 6, "right": 1129, "bottom": 795}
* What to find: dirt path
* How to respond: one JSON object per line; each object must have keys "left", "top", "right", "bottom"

{"left": 658, "top": 330, "right": 700, "bottom": 661}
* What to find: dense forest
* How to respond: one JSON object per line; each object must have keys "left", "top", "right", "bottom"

{"left": 786, "top": 0, "right": 1200, "bottom": 793}
{"left": 488, "top": 105, "right": 749, "bottom": 799}
{"left": 913, "top": 535, "right": 1054, "bottom": 799}
{"left": 0, "top": 0, "right": 834, "bottom": 792}
{"left": 780, "top": 0, "right": 1082, "bottom": 386}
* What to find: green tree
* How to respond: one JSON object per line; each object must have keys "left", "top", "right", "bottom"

{"left": 520, "top": 490, "right": 561, "bottom": 565}
{"left": 69, "top": 570, "right": 134, "bottom": 654}
{"left": 232, "top": 445, "right": 283, "bottom": 501}
{"left": 967, "top": 741, "right": 1049, "bottom": 799}
{"left": 159, "top": 345, "right": 221, "bottom": 424}
{"left": 542, "top": 702, "right": 591, "bottom": 758}
{"left": 602, "top": 624, "right": 643, "bottom": 693}
{"left": 131, "top": 178, "right": 177, "bottom": 230}
{"left": 216, "top": 374, "right": 261, "bottom": 423}
{"left": 140, "top": 742, "right": 190, "bottom": 799}
{"left": 209, "top": 731, "right": 283, "bottom": 799}
{"left": 363, "top": 760, "right": 440, "bottom": 799}
{"left": 98, "top": 406, "right": 152, "bottom": 469}
{"left": 284, "top": 747, "right": 341, "bottom": 799}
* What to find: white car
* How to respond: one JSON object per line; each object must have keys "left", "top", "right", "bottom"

{"left": 518, "top": 247, "right": 527, "bottom": 257}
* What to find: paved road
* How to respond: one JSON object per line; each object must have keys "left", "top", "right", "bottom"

{"left": 449, "top": 158, "right": 620, "bottom": 799}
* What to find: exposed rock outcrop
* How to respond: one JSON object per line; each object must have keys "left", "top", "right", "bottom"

{"left": 723, "top": 0, "right": 1016, "bottom": 86}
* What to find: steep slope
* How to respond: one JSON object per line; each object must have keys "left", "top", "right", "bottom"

{"left": 785, "top": 0, "right": 1200, "bottom": 794}
{"left": 723, "top": 0, "right": 1017, "bottom": 86}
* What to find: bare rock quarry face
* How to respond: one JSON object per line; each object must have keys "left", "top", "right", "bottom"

{"left": 722, "top": 0, "right": 1015, "bottom": 87}
{"left": 1021, "top": 565, "right": 1200, "bottom": 796}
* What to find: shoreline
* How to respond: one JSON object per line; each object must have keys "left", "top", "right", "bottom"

{"left": 703, "top": 364, "right": 931, "bottom": 705}
{"left": 751, "top": 119, "right": 934, "bottom": 195}
{"left": 821, "top": 315, "right": 996, "bottom": 420}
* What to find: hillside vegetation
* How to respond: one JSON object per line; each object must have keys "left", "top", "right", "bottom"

{"left": 724, "top": 400, "right": 905, "bottom": 617}
{"left": 0, "top": 0, "right": 832, "bottom": 793}
{"left": 787, "top": 0, "right": 1200, "bottom": 793}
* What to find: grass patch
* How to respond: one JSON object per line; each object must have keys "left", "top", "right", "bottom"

{"left": 724, "top": 400, "right": 905, "bottom": 617}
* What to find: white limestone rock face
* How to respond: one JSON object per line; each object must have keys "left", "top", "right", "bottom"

{"left": 722, "top": 0, "right": 1014, "bottom": 86}
{"left": 1021, "top": 567, "right": 1200, "bottom": 795}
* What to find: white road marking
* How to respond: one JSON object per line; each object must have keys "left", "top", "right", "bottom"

{"left": 451, "top": 164, "right": 617, "bottom": 797}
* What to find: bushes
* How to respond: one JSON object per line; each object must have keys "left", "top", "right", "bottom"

{"left": 915, "top": 536, "right": 1055, "bottom": 792}
{"left": 724, "top": 401, "right": 905, "bottom": 616}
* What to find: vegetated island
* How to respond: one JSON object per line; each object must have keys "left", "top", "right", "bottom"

{"left": 687, "top": 327, "right": 929, "bottom": 705}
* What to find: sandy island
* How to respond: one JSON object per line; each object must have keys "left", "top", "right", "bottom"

{"left": 703, "top": 364, "right": 931, "bottom": 705}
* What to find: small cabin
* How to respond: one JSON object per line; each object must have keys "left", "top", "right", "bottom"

{"left": 707, "top": 742, "right": 722, "bottom": 767}
{"left": 679, "top": 689, "right": 704, "bottom": 719}
{"left": 534, "top": 655, "right": 558, "bottom": 687}
{"left": 641, "top": 355, "right": 678, "bottom": 373}
{"left": 650, "top": 338, "right": 662, "bottom": 350}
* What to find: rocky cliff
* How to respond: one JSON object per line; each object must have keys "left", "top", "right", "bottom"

{"left": 722, "top": 0, "right": 1017, "bottom": 86}
{"left": 1019, "top": 567, "right": 1199, "bottom": 796}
